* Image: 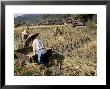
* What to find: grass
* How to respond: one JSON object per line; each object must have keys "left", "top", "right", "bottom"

{"left": 14, "top": 21, "right": 97, "bottom": 76}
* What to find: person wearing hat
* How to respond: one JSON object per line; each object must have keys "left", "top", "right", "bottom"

{"left": 21, "top": 29, "right": 29, "bottom": 47}
{"left": 32, "top": 33, "right": 47, "bottom": 64}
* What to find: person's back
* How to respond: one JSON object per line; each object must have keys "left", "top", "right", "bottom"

{"left": 33, "top": 38, "right": 45, "bottom": 52}
{"left": 33, "top": 37, "right": 47, "bottom": 64}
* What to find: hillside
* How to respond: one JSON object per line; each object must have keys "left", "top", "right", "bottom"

{"left": 14, "top": 19, "right": 97, "bottom": 76}
{"left": 14, "top": 14, "right": 96, "bottom": 27}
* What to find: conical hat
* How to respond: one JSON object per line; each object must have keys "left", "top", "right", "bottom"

{"left": 25, "top": 33, "right": 39, "bottom": 45}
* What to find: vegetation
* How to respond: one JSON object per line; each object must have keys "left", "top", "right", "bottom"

{"left": 14, "top": 14, "right": 96, "bottom": 27}
{"left": 14, "top": 14, "right": 97, "bottom": 76}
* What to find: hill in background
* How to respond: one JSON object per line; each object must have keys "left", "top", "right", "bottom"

{"left": 14, "top": 14, "right": 96, "bottom": 27}
{"left": 14, "top": 14, "right": 97, "bottom": 76}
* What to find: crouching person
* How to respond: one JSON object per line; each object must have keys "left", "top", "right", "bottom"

{"left": 32, "top": 33, "right": 47, "bottom": 65}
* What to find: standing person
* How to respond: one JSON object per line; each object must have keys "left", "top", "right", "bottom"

{"left": 32, "top": 34, "right": 47, "bottom": 64}
{"left": 21, "top": 29, "right": 29, "bottom": 47}
{"left": 53, "top": 27, "right": 62, "bottom": 38}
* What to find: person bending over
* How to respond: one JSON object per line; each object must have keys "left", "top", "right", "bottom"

{"left": 33, "top": 34, "right": 47, "bottom": 64}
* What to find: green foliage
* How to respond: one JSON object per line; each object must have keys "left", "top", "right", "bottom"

{"left": 14, "top": 14, "right": 97, "bottom": 27}
{"left": 85, "top": 20, "right": 96, "bottom": 32}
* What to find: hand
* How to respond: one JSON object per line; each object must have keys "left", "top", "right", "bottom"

{"left": 33, "top": 50, "right": 36, "bottom": 55}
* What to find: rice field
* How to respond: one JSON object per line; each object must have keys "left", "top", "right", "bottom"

{"left": 14, "top": 21, "right": 97, "bottom": 76}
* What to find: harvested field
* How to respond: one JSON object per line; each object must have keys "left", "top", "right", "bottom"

{"left": 14, "top": 20, "right": 97, "bottom": 76}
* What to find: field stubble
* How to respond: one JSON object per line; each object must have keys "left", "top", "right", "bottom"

{"left": 14, "top": 22, "right": 97, "bottom": 76}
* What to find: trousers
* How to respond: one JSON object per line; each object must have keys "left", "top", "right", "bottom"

{"left": 37, "top": 49, "right": 47, "bottom": 64}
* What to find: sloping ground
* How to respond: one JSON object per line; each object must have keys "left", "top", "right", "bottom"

{"left": 63, "top": 41, "right": 97, "bottom": 76}
{"left": 14, "top": 23, "right": 97, "bottom": 76}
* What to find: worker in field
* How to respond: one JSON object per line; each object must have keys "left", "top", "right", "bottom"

{"left": 21, "top": 28, "right": 29, "bottom": 47}
{"left": 27, "top": 25, "right": 29, "bottom": 30}
{"left": 53, "top": 27, "right": 62, "bottom": 38}
{"left": 32, "top": 33, "right": 47, "bottom": 64}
